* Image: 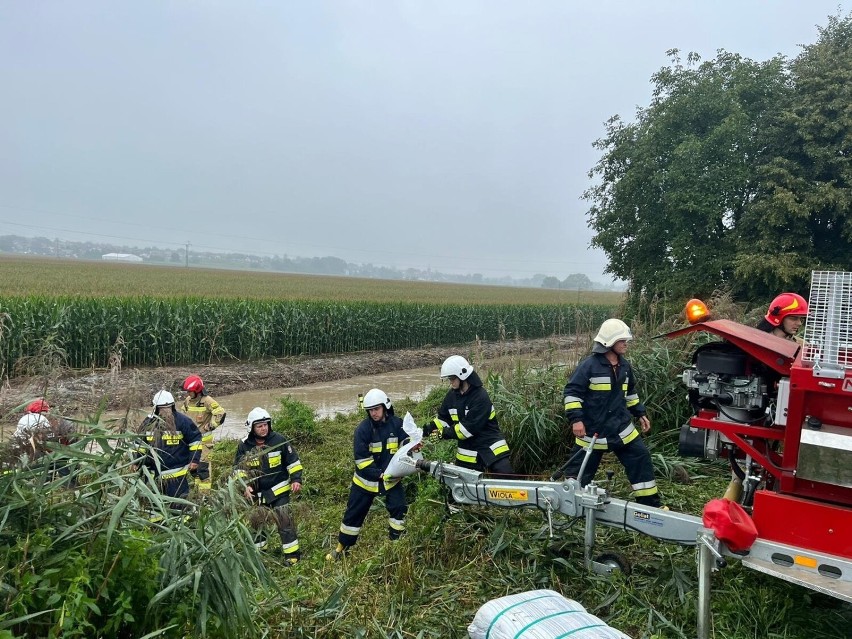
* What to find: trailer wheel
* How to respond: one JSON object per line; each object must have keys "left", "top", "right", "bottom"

{"left": 595, "top": 552, "right": 631, "bottom": 576}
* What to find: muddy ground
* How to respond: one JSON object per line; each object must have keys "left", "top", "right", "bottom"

{"left": 0, "top": 335, "right": 582, "bottom": 418}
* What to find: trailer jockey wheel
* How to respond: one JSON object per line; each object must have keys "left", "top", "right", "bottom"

{"left": 595, "top": 552, "right": 631, "bottom": 576}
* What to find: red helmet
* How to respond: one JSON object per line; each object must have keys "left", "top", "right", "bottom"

{"left": 26, "top": 398, "right": 50, "bottom": 414}
{"left": 765, "top": 293, "right": 808, "bottom": 327}
{"left": 182, "top": 375, "right": 204, "bottom": 393}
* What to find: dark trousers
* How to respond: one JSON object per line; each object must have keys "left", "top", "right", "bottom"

{"left": 562, "top": 437, "right": 661, "bottom": 507}
{"left": 459, "top": 455, "right": 515, "bottom": 476}
{"left": 338, "top": 482, "right": 407, "bottom": 548}
{"left": 254, "top": 494, "right": 299, "bottom": 558}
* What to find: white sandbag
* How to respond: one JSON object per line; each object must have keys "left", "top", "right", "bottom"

{"left": 468, "top": 589, "right": 632, "bottom": 639}
{"left": 385, "top": 412, "right": 423, "bottom": 478}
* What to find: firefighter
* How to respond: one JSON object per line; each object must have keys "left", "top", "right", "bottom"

{"left": 136, "top": 390, "right": 202, "bottom": 501}
{"left": 422, "top": 355, "right": 514, "bottom": 475}
{"left": 722, "top": 293, "right": 810, "bottom": 501}
{"left": 234, "top": 407, "right": 303, "bottom": 563}
{"left": 25, "top": 398, "right": 51, "bottom": 415}
{"left": 560, "top": 319, "right": 662, "bottom": 507}
{"left": 180, "top": 375, "right": 226, "bottom": 492}
{"left": 327, "top": 388, "right": 410, "bottom": 561}
{"left": 756, "top": 292, "right": 808, "bottom": 341}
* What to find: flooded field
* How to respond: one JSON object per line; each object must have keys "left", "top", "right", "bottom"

{"left": 213, "top": 366, "right": 439, "bottom": 439}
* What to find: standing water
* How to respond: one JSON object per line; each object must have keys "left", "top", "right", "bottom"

{"left": 213, "top": 366, "right": 440, "bottom": 440}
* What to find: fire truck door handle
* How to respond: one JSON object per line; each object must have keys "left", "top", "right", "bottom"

{"left": 817, "top": 381, "right": 835, "bottom": 388}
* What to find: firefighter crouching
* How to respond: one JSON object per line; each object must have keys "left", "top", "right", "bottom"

{"left": 234, "top": 407, "right": 303, "bottom": 564}
{"left": 423, "top": 356, "right": 514, "bottom": 475}
{"left": 180, "top": 375, "right": 226, "bottom": 492}
{"left": 327, "top": 388, "right": 411, "bottom": 561}
{"left": 560, "top": 319, "right": 662, "bottom": 508}
{"left": 136, "top": 390, "right": 202, "bottom": 502}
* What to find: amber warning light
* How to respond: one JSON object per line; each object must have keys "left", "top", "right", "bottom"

{"left": 685, "top": 298, "right": 710, "bottom": 324}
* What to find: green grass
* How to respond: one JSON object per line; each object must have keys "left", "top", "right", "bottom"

{"left": 5, "top": 333, "right": 851, "bottom": 638}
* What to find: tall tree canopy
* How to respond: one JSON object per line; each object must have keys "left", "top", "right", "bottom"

{"left": 585, "top": 14, "right": 852, "bottom": 308}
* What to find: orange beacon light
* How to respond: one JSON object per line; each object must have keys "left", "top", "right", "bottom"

{"left": 685, "top": 298, "right": 710, "bottom": 324}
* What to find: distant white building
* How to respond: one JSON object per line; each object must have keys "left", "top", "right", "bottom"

{"left": 102, "top": 253, "right": 143, "bottom": 263}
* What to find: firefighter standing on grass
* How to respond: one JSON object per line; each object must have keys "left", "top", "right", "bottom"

{"left": 180, "top": 375, "right": 225, "bottom": 492}
{"left": 327, "top": 388, "right": 411, "bottom": 561}
{"left": 234, "top": 407, "right": 303, "bottom": 563}
{"left": 137, "top": 390, "right": 202, "bottom": 501}
{"left": 423, "top": 355, "right": 514, "bottom": 475}
{"left": 560, "top": 319, "right": 662, "bottom": 507}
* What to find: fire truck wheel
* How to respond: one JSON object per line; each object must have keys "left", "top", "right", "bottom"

{"left": 595, "top": 552, "right": 631, "bottom": 576}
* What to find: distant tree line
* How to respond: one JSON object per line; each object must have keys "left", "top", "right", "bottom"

{"left": 584, "top": 13, "right": 852, "bottom": 311}
{"left": 0, "top": 235, "right": 621, "bottom": 290}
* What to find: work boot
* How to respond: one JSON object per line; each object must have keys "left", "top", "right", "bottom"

{"left": 325, "top": 542, "right": 346, "bottom": 561}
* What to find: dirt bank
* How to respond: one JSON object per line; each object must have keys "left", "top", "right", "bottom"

{"left": 0, "top": 335, "right": 582, "bottom": 417}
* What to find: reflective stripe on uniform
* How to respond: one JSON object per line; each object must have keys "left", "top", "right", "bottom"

{"left": 564, "top": 395, "right": 583, "bottom": 410}
{"left": 287, "top": 461, "right": 303, "bottom": 474}
{"left": 588, "top": 376, "right": 611, "bottom": 391}
{"left": 449, "top": 408, "right": 459, "bottom": 423}
{"left": 489, "top": 406, "right": 496, "bottom": 419}
{"left": 282, "top": 539, "right": 300, "bottom": 555}
{"left": 457, "top": 447, "right": 477, "bottom": 463}
{"left": 620, "top": 425, "right": 639, "bottom": 444}
{"left": 369, "top": 442, "right": 383, "bottom": 453}
{"left": 490, "top": 439, "right": 509, "bottom": 456}
{"left": 270, "top": 479, "right": 291, "bottom": 496}
{"left": 387, "top": 437, "right": 399, "bottom": 453}
{"left": 356, "top": 457, "right": 374, "bottom": 470}
{"left": 233, "top": 469, "right": 248, "bottom": 479}
{"left": 632, "top": 480, "right": 658, "bottom": 497}
{"left": 160, "top": 465, "right": 189, "bottom": 479}
{"left": 383, "top": 476, "right": 400, "bottom": 490}
{"left": 576, "top": 436, "right": 609, "bottom": 450}
{"left": 201, "top": 432, "right": 215, "bottom": 444}
{"left": 189, "top": 441, "right": 203, "bottom": 451}
{"left": 454, "top": 422, "right": 473, "bottom": 439}
{"left": 388, "top": 517, "right": 405, "bottom": 531}
{"left": 353, "top": 474, "right": 379, "bottom": 493}
{"left": 625, "top": 393, "right": 640, "bottom": 408}
{"left": 340, "top": 523, "right": 361, "bottom": 536}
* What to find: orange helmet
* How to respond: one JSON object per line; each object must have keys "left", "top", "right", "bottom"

{"left": 765, "top": 293, "right": 808, "bottom": 327}
{"left": 182, "top": 375, "right": 204, "bottom": 393}
{"left": 26, "top": 398, "right": 50, "bottom": 414}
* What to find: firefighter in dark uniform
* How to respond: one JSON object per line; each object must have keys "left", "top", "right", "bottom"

{"left": 423, "top": 355, "right": 514, "bottom": 475}
{"left": 136, "top": 390, "right": 202, "bottom": 501}
{"left": 560, "top": 319, "right": 662, "bottom": 507}
{"left": 234, "top": 407, "right": 303, "bottom": 563}
{"left": 180, "top": 375, "right": 226, "bottom": 492}
{"left": 327, "top": 388, "right": 410, "bottom": 561}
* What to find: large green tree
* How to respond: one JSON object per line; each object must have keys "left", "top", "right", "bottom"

{"left": 585, "top": 14, "right": 852, "bottom": 308}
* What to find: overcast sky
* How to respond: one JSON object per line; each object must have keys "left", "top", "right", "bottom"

{"left": 0, "top": 2, "right": 847, "bottom": 280}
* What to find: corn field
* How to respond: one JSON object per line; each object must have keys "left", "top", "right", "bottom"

{"left": 0, "top": 296, "right": 615, "bottom": 374}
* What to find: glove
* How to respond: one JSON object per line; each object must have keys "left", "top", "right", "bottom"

{"left": 422, "top": 422, "right": 437, "bottom": 437}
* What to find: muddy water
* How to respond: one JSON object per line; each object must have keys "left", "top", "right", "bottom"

{"left": 214, "top": 366, "right": 440, "bottom": 440}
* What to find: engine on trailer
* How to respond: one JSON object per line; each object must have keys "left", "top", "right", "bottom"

{"left": 683, "top": 342, "right": 768, "bottom": 420}
{"left": 678, "top": 341, "right": 772, "bottom": 461}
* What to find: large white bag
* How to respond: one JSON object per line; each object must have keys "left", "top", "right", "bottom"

{"left": 385, "top": 412, "right": 423, "bottom": 478}
{"left": 468, "top": 589, "right": 632, "bottom": 639}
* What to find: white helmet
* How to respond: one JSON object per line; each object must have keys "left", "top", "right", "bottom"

{"left": 15, "top": 413, "right": 50, "bottom": 437}
{"left": 246, "top": 407, "right": 272, "bottom": 429}
{"left": 363, "top": 388, "right": 391, "bottom": 410}
{"left": 440, "top": 355, "right": 473, "bottom": 380}
{"left": 152, "top": 390, "right": 175, "bottom": 407}
{"left": 594, "top": 319, "right": 633, "bottom": 348}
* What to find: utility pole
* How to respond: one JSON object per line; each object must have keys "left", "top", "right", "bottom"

{"left": 185, "top": 241, "right": 190, "bottom": 268}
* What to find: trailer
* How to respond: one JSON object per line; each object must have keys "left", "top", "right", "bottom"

{"left": 414, "top": 271, "right": 852, "bottom": 639}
